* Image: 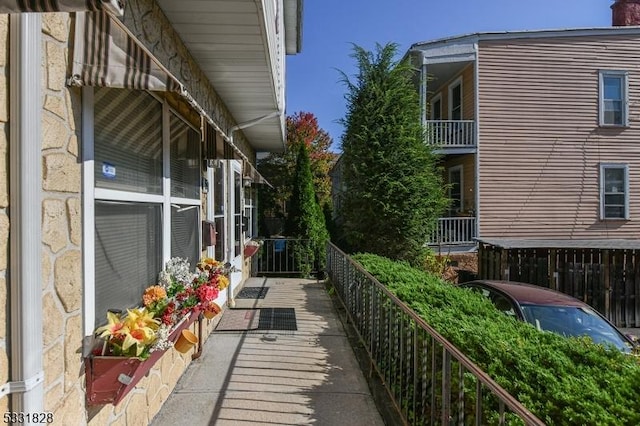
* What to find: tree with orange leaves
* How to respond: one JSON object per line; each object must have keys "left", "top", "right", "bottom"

{"left": 257, "top": 111, "right": 334, "bottom": 235}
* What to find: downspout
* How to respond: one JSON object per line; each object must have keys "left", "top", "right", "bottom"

{"left": 225, "top": 111, "right": 281, "bottom": 308}
{"left": 473, "top": 43, "right": 481, "bottom": 242}
{"left": 5, "top": 13, "right": 45, "bottom": 414}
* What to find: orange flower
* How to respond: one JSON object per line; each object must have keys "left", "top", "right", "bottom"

{"left": 143, "top": 285, "right": 167, "bottom": 306}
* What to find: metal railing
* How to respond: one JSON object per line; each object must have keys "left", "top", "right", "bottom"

{"left": 252, "top": 238, "right": 313, "bottom": 276}
{"left": 326, "top": 243, "right": 544, "bottom": 426}
{"left": 429, "top": 217, "right": 477, "bottom": 245}
{"left": 425, "top": 120, "right": 476, "bottom": 147}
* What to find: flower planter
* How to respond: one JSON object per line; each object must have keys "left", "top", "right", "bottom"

{"left": 85, "top": 310, "right": 199, "bottom": 405}
{"left": 244, "top": 240, "right": 262, "bottom": 258}
{"left": 174, "top": 329, "right": 198, "bottom": 353}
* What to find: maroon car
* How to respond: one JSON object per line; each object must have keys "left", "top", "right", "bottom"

{"left": 459, "top": 280, "right": 635, "bottom": 353}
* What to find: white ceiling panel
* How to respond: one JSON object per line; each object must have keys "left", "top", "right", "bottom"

{"left": 157, "top": 0, "right": 285, "bottom": 152}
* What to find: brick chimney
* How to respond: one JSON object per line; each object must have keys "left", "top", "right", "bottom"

{"left": 612, "top": 0, "right": 640, "bottom": 26}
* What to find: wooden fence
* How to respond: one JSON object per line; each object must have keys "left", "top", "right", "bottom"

{"left": 478, "top": 243, "right": 640, "bottom": 328}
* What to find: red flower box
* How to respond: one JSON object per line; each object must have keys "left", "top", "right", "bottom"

{"left": 85, "top": 310, "right": 199, "bottom": 405}
{"left": 244, "top": 242, "right": 261, "bottom": 258}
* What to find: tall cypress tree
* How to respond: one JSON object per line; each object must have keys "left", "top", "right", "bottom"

{"left": 285, "top": 142, "right": 330, "bottom": 276}
{"left": 338, "top": 43, "right": 448, "bottom": 266}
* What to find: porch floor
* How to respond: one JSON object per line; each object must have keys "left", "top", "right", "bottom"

{"left": 150, "top": 277, "right": 385, "bottom": 426}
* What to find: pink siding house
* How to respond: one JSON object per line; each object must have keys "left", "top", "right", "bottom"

{"left": 412, "top": 0, "right": 640, "bottom": 248}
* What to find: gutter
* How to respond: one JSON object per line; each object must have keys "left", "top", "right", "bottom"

{"left": 2, "top": 13, "right": 45, "bottom": 413}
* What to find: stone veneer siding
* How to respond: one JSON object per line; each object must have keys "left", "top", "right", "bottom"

{"left": 25, "top": 12, "right": 224, "bottom": 425}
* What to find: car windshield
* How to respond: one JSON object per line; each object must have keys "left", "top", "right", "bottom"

{"left": 520, "top": 304, "right": 631, "bottom": 352}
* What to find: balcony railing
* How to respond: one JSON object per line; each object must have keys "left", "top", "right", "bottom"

{"left": 326, "top": 243, "right": 544, "bottom": 425}
{"left": 429, "top": 216, "right": 477, "bottom": 245}
{"left": 425, "top": 120, "right": 475, "bottom": 148}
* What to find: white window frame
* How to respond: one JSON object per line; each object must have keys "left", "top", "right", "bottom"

{"left": 599, "top": 163, "right": 629, "bottom": 220}
{"left": 430, "top": 93, "right": 442, "bottom": 120}
{"left": 244, "top": 185, "right": 257, "bottom": 241}
{"left": 448, "top": 76, "right": 463, "bottom": 120}
{"left": 448, "top": 165, "right": 464, "bottom": 214}
{"left": 209, "top": 160, "right": 227, "bottom": 262}
{"left": 82, "top": 88, "right": 201, "bottom": 335}
{"left": 599, "top": 70, "right": 629, "bottom": 127}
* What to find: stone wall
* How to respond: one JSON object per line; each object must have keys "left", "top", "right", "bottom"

{"left": 40, "top": 12, "right": 85, "bottom": 422}
{"left": 38, "top": 13, "right": 224, "bottom": 425}
{"left": 0, "top": 12, "right": 9, "bottom": 416}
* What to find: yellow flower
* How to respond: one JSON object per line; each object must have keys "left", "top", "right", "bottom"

{"left": 124, "top": 308, "right": 160, "bottom": 331}
{"left": 197, "top": 257, "right": 222, "bottom": 271}
{"left": 95, "top": 311, "right": 127, "bottom": 339}
{"left": 217, "top": 275, "right": 229, "bottom": 290}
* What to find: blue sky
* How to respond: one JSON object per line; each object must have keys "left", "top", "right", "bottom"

{"left": 285, "top": 0, "right": 613, "bottom": 151}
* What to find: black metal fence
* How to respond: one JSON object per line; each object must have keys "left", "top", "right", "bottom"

{"left": 252, "top": 238, "right": 313, "bottom": 277}
{"left": 326, "top": 243, "right": 544, "bottom": 426}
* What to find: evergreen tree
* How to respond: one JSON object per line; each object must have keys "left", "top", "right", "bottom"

{"left": 285, "top": 142, "right": 330, "bottom": 276}
{"left": 338, "top": 42, "right": 448, "bottom": 266}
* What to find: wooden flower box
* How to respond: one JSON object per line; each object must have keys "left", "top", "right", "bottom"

{"left": 85, "top": 310, "right": 199, "bottom": 405}
{"left": 243, "top": 241, "right": 262, "bottom": 258}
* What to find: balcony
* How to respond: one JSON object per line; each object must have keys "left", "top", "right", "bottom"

{"left": 429, "top": 216, "right": 477, "bottom": 246}
{"left": 425, "top": 120, "right": 476, "bottom": 154}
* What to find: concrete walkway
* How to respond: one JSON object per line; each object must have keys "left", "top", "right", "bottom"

{"left": 150, "top": 277, "right": 385, "bottom": 426}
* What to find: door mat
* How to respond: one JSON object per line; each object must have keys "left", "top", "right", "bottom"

{"left": 214, "top": 309, "right": 260, "bottom": 331}
{"left": 215, "top": 308, "right": 297, "bottom": 332}
{"left": 258, "top": 308, "right": 297, "bottom": 331}
{"left": 236, "top": 286, "right": 270, "bottom": 299}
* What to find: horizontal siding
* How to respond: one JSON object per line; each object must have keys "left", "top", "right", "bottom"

{"left": 478, "top": 34, "right": 640, "bottom": 240}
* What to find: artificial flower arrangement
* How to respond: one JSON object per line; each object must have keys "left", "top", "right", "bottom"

{"left": 92, "top": 257, "right": 229, "bottom": 360}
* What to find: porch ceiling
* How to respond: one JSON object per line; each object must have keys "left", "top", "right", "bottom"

{"left": 427, "top": 61, "right": 472, "bottom": 93}
{"left": 157, "top": 0, "right": 291, "bottom": 153}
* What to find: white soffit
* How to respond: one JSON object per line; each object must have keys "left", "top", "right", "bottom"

{"left": 157, "top": 0, "right": 284, "bottom": 152}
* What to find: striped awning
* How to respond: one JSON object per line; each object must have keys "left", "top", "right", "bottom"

{"left": 69, "top": 11, "right": 181, "bottom": 92}
{"left": 0, "top": 0, "right": 124, "bottom": 15}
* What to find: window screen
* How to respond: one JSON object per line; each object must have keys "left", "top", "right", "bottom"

{"left": 171, "top": 204, "right": 199, "bottom": 268}
{"left": 602, "top": 165, "right": 628, "bottom": 219}
{"left": 94, "top": 201, "right": 162, "bottom": 327}
{"left": 94, "top": 88, "right": 163, "bottom": 194}
{"left": 170, "top": 112, "right": 200, "bottom": 199}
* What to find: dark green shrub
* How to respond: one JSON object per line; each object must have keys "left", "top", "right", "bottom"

{"left": 353, "top": 253, "right": 640, "bottom": 425}
{"left": 285, "top": 142, "right": 329, "bottom": 277}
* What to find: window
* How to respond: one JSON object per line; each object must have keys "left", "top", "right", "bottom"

{"left": 430, "top": 93, "right": 442, "bottom": 120}
{"left": 212, "top": 161, "right": 226, "bottom": 262}
{"left": 448, "top": 165, "right": 463, "bottom": 215}
{"left": 244, "top": 186, "right": 258, "bottom": 239}
{"left": 233, "top": 168, "right": 242, "bottom": 257}
{"left": 90, "top": 88, "right": 201, "bottom": 326}
{"left": 448, "top": 77, "right": 462, "bottom": 120}
{"left": 600, "top": 163, "right": 629, "bottom": 220}
{"left": 599, "top": 71, "right": 628, "bottom": 127}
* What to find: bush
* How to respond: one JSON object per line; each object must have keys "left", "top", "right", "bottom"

{"left": 352, "top": 253, "right": 640, "bottom": 425}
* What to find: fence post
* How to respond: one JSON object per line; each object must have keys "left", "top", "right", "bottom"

{"left": 603, "top": 249, "right": 610, "bottom": 319}
{"left": 549, "top": 249, "right": 557, "bottom": 290}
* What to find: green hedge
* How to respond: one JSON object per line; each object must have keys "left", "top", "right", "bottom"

{"left": 352, "top": 253, "right": 640, "bottom": 425}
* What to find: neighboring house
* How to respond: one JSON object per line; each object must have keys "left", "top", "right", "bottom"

{"left": 0, "top": 0, "right": 302, "bottom": 423}
{"left": 410, "top": 0, "right": 640, "bottom": 249}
